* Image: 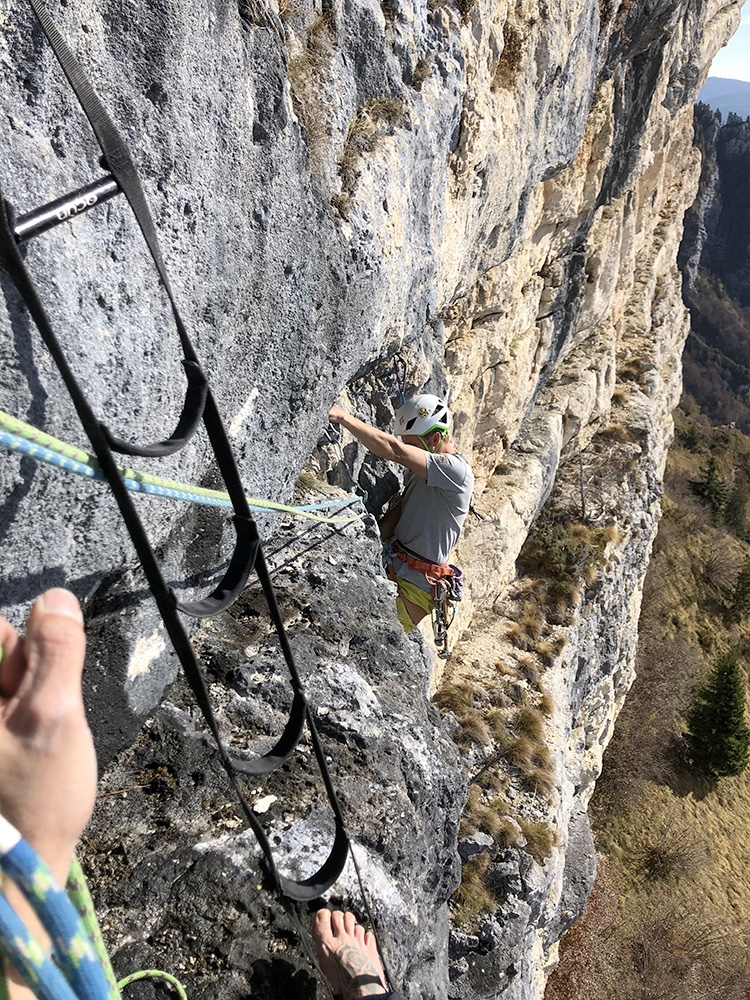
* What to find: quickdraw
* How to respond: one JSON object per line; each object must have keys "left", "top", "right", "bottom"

{"left": 392, "top": 353, "right": 407, "bottom": 406}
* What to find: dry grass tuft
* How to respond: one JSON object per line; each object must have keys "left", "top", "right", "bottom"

{"left": 535, "top": 639, "right": 559, "bottom": 666}
{"left": 338, "top": 97, "right": 407, "bottom": 190}
{"left": 452, "top": 854, "right": 493, "bottom": 925}
{"left": 584, "top": 562, "right": 599, "bottom": 586}
{"left": 278, "top": 0, "right": 307, "bottom": 19}
{"left": 518, "top": 818, "right": 557, "bottom": 864}
{"left": 520, "top": 600, "right": 545, "bottom": 638}
{"left": 434, "top": 682, "right": 474, "bottom": 716}
{"left": 507, "top": 683, "right": 531, "bottom": 705}
{"left": 539, "top": 690, "right": 556, "bottom": 716}
{"left": 487, "top": 708, "right": 513, "bottom": 745}
{"left": 461, "top": 713, "right": 491, "bottom": 746}
{"left": 604, "top": 523, "right": 623, "bottom": 545}
{"left": 495, "top": 814, "right": 523, "bottom": 848}
{"left": 434, "top": 682, "right": 492, "bottom": 746}
{"left": 506, "top": 733, "right": 536, "bottom": 770}
{"left": 523, "top": 765, "right": 558, "bottom": 800}
{"left": 331, "top": 192, "right": 354, "bottom": 218}
{"left": 494, "top": 657, "right": 517, "bottom": 678}
{"left": 514, "top": 653, "right": 540, "bottom": 684}
{"left": 285, "top": 9, "right": 336, "bottom": 167}
{"left": 514, "top": 706, "right": 545, "bottom": 741}
{"left": 506, "top": 621, "right": 524, "bottom": 644}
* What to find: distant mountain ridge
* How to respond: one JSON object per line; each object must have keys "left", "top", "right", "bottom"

{"left": 699, "top": 77, "right": 750, "bottom": 119}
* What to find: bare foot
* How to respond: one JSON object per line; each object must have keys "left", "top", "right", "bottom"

{"left": 312, "top": 910, "right": 387, "bottom": 999}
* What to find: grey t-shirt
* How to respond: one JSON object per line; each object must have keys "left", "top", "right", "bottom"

{"left": 392, "top": 451, "right": 474, "bottom": 593}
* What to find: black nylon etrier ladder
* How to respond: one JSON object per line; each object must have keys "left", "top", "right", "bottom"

{"left": 0, "top": 0, "right": 350, "bottom": 904}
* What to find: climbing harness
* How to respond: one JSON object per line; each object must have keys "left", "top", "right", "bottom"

{"left": 0, "top": 4, "right": 396, "bottom": 997}
{"left": 0, "top": 410, "right": 364, "bottom": 526}
{"left": 385, "top": 540, "right": 463, "bottom": 658}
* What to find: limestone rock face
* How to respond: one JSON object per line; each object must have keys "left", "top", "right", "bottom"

{"left": 0, "top": 0, "right": 741, "bottom": 997}
{"left": 680, "top": 102, "right": 750, "bottom": 305}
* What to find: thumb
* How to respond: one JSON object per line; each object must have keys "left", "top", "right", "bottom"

{"left": 5, "top": 589, "right": 86, "bottom": 742}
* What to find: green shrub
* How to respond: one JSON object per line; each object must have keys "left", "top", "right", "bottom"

{"left": 726, "top": 556, "right": 750, "bottom": 623}
{"left": 724, "top": 480, "right": 749, "bottom": 536}
{"left": 518, "top": 516, "right": 607, "bottom": 602}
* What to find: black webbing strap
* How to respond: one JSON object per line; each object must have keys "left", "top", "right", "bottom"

{"left": 27, "top": 0, "right": 207, "bottom": 459}
{"left": 23, "top": 0, "right": 256, "bottom": 618}
{"left": 101, "top": 360, "right": 209, "bottom": 460}
{"left": 176, "top": 514, "right": 260, "bottom": 619}
{"left": 3, "top": 5, "right": 399, "bottom": 990}
{"left": 0, "top": 186, "right": 347, "bottom": 900}
{"left": 0, "top": 0, "right": 352, "bottom": 902}
{"left": 231, "top": 689, "right": 307, "bottom": 776}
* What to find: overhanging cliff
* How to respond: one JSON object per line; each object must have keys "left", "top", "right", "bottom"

{"left": 0, "top": 0, "right": 743, "bottom": 997}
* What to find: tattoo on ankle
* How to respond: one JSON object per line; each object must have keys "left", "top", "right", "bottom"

{"left": 335, "top": 945, "right": 385, "bottom": 999}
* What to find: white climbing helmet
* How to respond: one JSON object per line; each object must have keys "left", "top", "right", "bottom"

{"left": 394, "top": 394, "right": 451, "bottom": 438}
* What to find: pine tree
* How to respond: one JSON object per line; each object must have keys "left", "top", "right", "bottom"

{"left": 685, "top": 655, "right": 750, "bottom": 778}
{"left": 689, "top": 457, "right": 727, "bottom": 522}
{"left": 727, "top": 557, "right": 750, "bottom": 623}
{"left": 724, "top": 479, "right": 749, "bottom": 537}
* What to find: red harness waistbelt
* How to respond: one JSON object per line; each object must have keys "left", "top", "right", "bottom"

{"left": 392, "top": 540, "right": 454, "bottom": 581}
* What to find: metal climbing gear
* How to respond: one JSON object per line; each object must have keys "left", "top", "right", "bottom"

{"left": 392, "top": 353, "right": 407, "bottom": 405}
{"left": 387, "top": 540, "right": 463, "bottom": 658}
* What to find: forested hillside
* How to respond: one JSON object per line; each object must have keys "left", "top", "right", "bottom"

{"left": 680, "top": 103, "right": 750, "bottom": 431}
{"left": 546, "top": 402, "right": 750, "bottom": 999}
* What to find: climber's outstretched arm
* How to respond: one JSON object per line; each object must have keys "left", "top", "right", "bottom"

{"left": 329, "top": 406, "right": 429, "bottom": 479}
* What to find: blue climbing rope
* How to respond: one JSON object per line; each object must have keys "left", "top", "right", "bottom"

{"left": 0, "top": 816, "right": 118, "bottom": 1000}
{"left": 0, "top": 420, "right": 364, "bottom": 526}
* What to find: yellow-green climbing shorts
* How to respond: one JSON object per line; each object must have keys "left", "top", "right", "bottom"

{"left": 395, "top": 577, "right": 435, "bottom": 632}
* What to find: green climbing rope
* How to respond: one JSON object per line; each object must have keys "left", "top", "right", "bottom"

{"left": 68, "top": 856, "right": 189, "bottom": 998}
{"left": 118, "top": 970, "right": 188, "bottom": 998}
{"left": 66, "top": 857, "right": 121, "bottom": 995}
{"left": 0, "top": 856, "right": 188, "bottom": 999}
{"left": 0, "top": 411, "right": 364, "bottom": 526}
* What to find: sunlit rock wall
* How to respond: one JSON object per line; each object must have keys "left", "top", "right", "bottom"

{"left": 0, "top": 0, "right": 743, "bottom": 996}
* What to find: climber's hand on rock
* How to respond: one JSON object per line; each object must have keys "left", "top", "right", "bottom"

{"left": 329, "top": 405, "right": 348, "bottom": 424}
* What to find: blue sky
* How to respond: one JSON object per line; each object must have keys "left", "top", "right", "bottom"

{"left": 708, "top": 12, "right": 750, "bottom": 82}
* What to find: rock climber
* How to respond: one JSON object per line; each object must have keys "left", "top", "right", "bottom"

{"left": 329, "top": 394, "right": 474, "bottom": 632}
{"left": 0, "top": 589, "right": 404, "bottom": 1000}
